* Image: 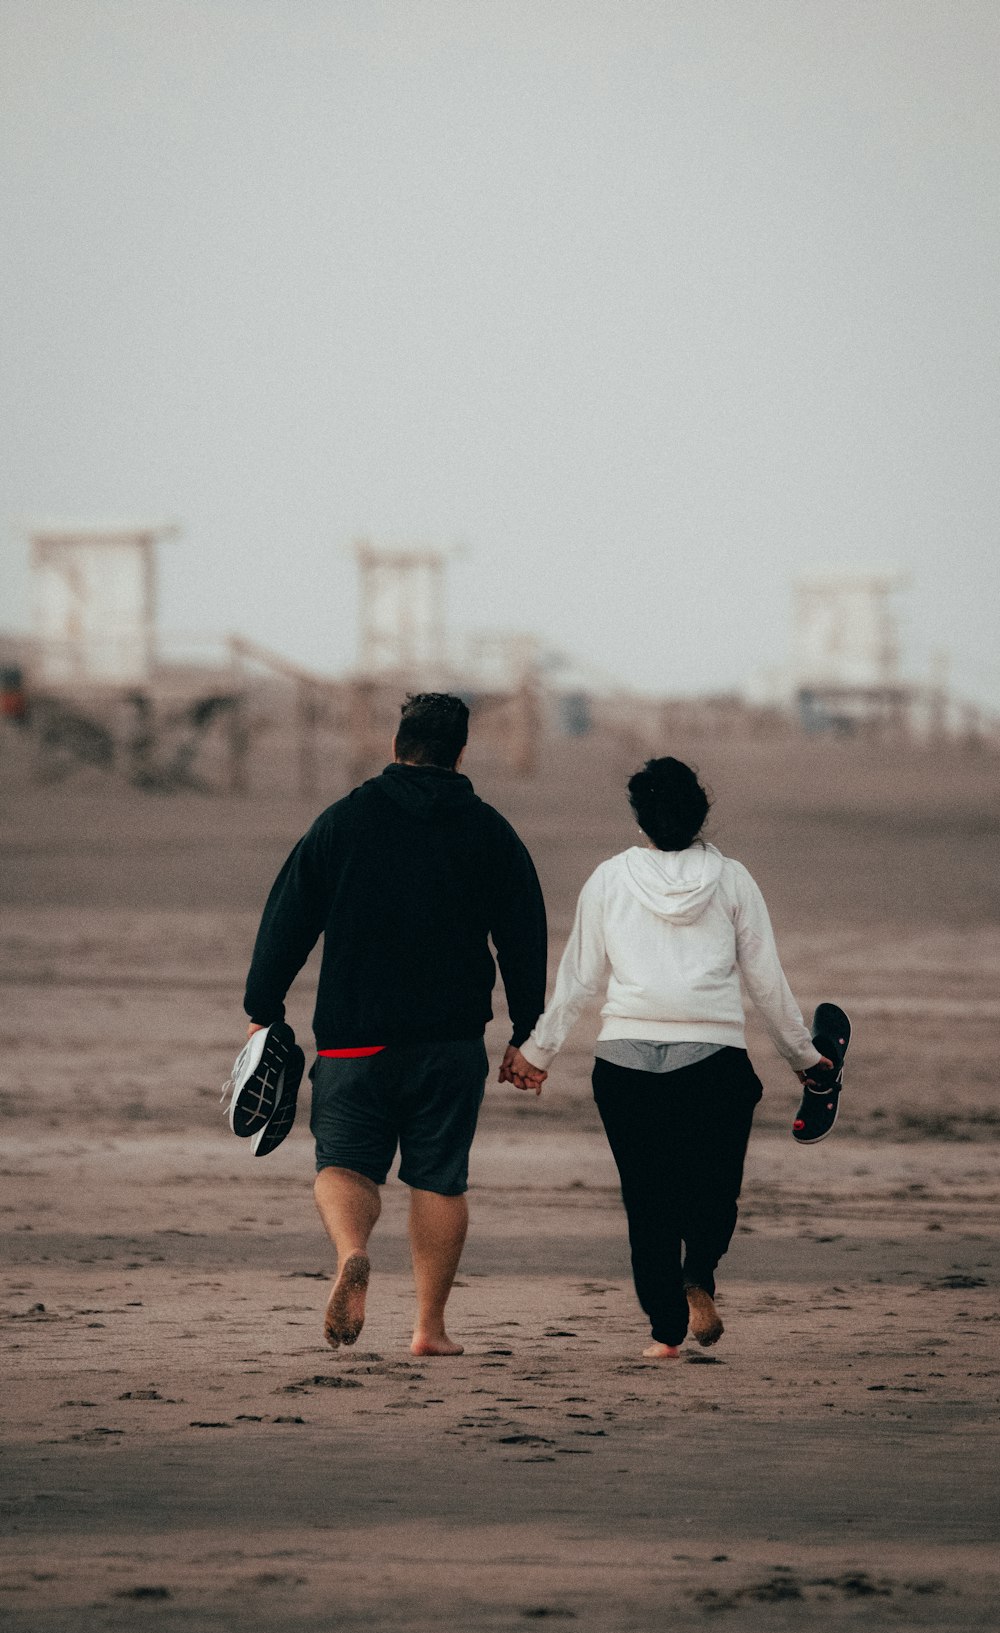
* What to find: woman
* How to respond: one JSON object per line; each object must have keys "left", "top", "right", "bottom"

{"left": 509, "top": 757, "right": 826, "bottom": 1358}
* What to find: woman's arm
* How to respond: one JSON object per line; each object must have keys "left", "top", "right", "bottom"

{"left": 517, "top": 868, "right": 609, "bottom": 1071}
{"left": 731, "top": 866, "right": 822, "bottom": 1072}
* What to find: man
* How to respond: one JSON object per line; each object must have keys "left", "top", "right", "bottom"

{"left": 242, "top": 692, "right": 547, "bottom": 1356}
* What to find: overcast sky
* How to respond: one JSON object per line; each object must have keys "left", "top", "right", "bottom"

{"left": 2, "top": 0, "right": 998, "bottom": 704}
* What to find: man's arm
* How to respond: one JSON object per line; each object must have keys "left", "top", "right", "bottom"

{"left": 243, "top": 816, "right": 334, "bottom": 1027}
{"left": 487, "top": 821, "right": 548, "bottom": 1052}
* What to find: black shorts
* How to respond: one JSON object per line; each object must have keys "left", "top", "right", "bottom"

{"left": 309, "top": 1039, "right": 489, "bottom": 1196}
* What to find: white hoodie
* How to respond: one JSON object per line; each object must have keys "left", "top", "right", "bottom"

{"left": 519, "top": 843, "right": 820, "bottom": 1073}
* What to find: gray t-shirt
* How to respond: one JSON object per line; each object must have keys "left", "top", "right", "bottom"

{"left": 593, "top": 1039, "right": 724, "bottom": 1074}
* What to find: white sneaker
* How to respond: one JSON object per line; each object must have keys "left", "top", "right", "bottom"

{"left": 222, "top": 1022, "right": 297, "bottom": 1138}
{"left": 250, "top": 1043, "right": 304, "bottom": 1156}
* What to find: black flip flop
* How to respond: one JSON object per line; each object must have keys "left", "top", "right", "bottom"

{"left": 792, "top": 1002, "right": 852, "bottom": 1145}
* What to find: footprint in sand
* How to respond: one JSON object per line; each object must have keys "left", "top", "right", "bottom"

{"left": 343, "top": 1360, "right": 424, "bottom": 1378}
{"left": 280, "top": 1374, "right": 364, "bottom": 1393}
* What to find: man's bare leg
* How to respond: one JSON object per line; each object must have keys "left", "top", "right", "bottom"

{"left": 408, "top": 1187, "right": 468, "bottom": 1356}
{"left": 314, "top": 1166, "right": 381, "bottom": 1348}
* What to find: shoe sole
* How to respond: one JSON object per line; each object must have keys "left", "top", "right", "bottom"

{"left": 228, "top": 1023, "right": 295, "bottom": 1137}
{"left": 792, "top": 1087, "right": 841, "bottom": 1144}
{"left": 250, "top": 1046, "right": 304, "bottom": 1156}
{"left": 793, "top": 1003, "right": 851, "bottom": 1144}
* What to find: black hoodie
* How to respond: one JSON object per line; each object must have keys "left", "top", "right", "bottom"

{"left": 244, "top": 763, "right": 547, "bottom": 1049}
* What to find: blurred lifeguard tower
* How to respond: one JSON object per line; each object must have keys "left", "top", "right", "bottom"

{"left": 793, "top": 569, "right": 912, "bottom": 734}
{"left": 355, "top": 538, "right": 450, "bottom": 687}
{"left": 21, "top": 521, "right": 248, "bottom": 789}
{"left": 345, "top": 539, "right": 539, "bottom": 777}
{"left": 229, "top": 539, "right": 542, "bottom": 793}
{"left": 31, "top": 521, "right": 177, "bottom": 685}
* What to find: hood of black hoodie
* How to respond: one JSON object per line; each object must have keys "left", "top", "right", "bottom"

{"left": 374, "top": 762, "right": 478, "bottom": 821}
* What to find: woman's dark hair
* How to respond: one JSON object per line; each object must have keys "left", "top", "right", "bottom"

{"left": 627, "top": 757, "right": 711, "bottom": 851}
{"left": 395, "top": 692, "right": 470, "bottom": 768}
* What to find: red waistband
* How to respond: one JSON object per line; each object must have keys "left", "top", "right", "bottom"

{"left": 317, "top": 1046, "right": 386, "bottom": 1058}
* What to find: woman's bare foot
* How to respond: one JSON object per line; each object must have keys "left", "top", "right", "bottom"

{"left": 643, "top": 1341, "right": 681, "bottom": 1359}
{"left": 686, "top": 1286, "right": 724, "bottom": 1346}
{"left": 324, "top": 1251, "right": 370, "bottom": 1349}
{"left": 410, "top": 1330, "right": 464, "bottom": 1357}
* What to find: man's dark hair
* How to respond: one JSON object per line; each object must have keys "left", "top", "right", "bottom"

{"left": 395, "top": 693, "right": 470, "bottom": 768}
{"left": 627, "top": 757, "right": 711, "bottom": 851}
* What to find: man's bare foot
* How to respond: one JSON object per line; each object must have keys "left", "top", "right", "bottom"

{"left": 643, "top": 1341, "right": 681, "bottom": 1359}
{"left": 686, "top": 1286, "right": 724, "bottom": 1346}
{"left": 324, "top": 1252, "right": 370, "bottom": 1349}
{"left": 410, "top": 1331, "right": 464, "bottom": 1357}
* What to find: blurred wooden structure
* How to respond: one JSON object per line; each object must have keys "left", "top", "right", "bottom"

{"left": 792, "top": 569, "right": 925, "bottom": 736}
{"left": 7, "top": 533, "right": 997, "bottom": 794}
{"left": 30, "top": 521, "right": 177, "bottom": 685}
{"left": 346, "top": 540, "right": 541, "bottom": 781}
{"left": 17, "top": 522, "right": 248, "bottom": 790}
{"left": 354, "top": 538, "right": 450, "bottom": 684}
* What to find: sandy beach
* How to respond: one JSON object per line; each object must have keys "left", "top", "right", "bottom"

{"left": 2, "top": 731, "right": 999, "bottom": 1629}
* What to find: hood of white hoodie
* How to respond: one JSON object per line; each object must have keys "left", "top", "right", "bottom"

{"left": 620, "top": 842, "right": 724, "bottom": 925}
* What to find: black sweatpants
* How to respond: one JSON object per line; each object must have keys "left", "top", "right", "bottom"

{"left": 592, "top": 1047, "right": 763, "bottom": 1346}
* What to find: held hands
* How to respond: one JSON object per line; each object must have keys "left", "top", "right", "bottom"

{"left": 499, "top": 1044, "right": 547, "bottom": 1096}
